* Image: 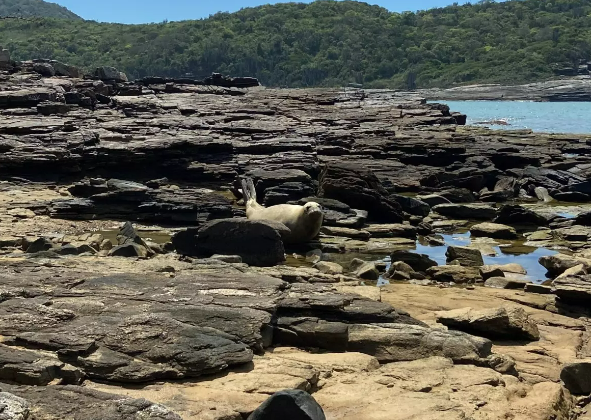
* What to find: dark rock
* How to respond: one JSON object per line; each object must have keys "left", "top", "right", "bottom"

{"left": 479, "top": 267, "right": 505, "bottom": 281}
{"left": 37, "top": 102, "right": 71, "bottom": 116}
{"left": 95, "top": 66, "right": 128, "bottom": 82}
{"left": 554, "top": 191, "right": 591, "bottom": 202}
{"left": 26, "top": 238, "right": 54, "bottom": 254}
{"left": 438, "top": 188, "right": 475, "bottom": 203}
{"left": 436, "top": 307, "right": 540, "bottom": 341}
{"left": 524, "top": 283, "right": 553, "bottom": 295}
{"left": 108, "top": 243, "right": 149, "bottom": 258}
{"left": 247, "top": 390, "right": 326, "bottom": 420}
{"left": 390, "top": 250, "right": 437, "bottom": 272}
{"left": 575, "top": 211, "right": 591, "bottom": 226}
{"left": 174, "top": 219, "right": 287, "bottom": 266}
{"left": 433, "top": 204, "right": 497, "bottom": 220}
{"left": 560, "top": 361, "right": 591, "bottom": 394}
{"left": 320, "top": 163, "right": 403, "bottom": 223}
{"left": 32, "top": 63, "right": 55, "bottom": 77}
{"left": 494, "top": 205, "right": 548, "bottom": 227}
{"left": 390, "top": 194, "right": 430, "bottom": 217}
{"left": 0, "top": 343, "right": 82, "bottom": 385}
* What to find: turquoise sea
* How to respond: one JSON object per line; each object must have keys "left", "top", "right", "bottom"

{"left": 436, "top": 100, "right": 591, "bottom": 134}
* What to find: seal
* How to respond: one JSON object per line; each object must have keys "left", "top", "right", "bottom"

{"left": 241, "top": 178, "right": 324, "bottom": 244}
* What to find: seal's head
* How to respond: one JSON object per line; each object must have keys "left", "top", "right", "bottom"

{"left": 303, "top": 202, "right": 323, "bottom": 220}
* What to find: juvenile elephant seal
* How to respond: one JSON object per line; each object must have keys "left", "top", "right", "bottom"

{"left": 241, "top": 178, "right": 323, "bottom": 244}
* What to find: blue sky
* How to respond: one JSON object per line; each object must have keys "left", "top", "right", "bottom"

{"left": 50, "top": 0, "right": 480, "bottom": 24}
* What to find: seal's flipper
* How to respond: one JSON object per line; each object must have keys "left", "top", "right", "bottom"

{"left": 241, "top": 177, "right": 258, "bottom": 204}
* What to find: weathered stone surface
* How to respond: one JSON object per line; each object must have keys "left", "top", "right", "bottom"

{"left": 436, "top": 307, "right": 540, "bottom": 341}
{"left": 0, "top": 392, "right": 29, "bottom": 420}
{"left": 247, "top": 389, "right": 326, "bottom": 420}
{"left": 427, "top": 265, "right": 482, "bottom": 284}
{"left": 471, "top": 222, "right": 517, "bottom": 239}
{"left": 2, "top": 385, "right": 183, "bottom": 420}
{"left": 319, "top": 164, "right": 403, "bottom": 223}
{"left": 390, "top": 250, "right": 437, "bottom": 272}
{"left": 540, "top": 254, "right": 591, "bottom": 277}
{"left": 348, "top": 323, "right": 492, "bottom": 363}
{"left": 446, "top": 246, "right": 484, "bottom": 267}
{"left": 552, "top": 275, "right": 591, "bottom": 304}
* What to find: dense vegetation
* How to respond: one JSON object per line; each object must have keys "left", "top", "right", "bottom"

{"left": 0, "top": 0, "right": 80, "bottom": 19}
{"left": 0, "top": 0, "right": 590, "bottom": 88}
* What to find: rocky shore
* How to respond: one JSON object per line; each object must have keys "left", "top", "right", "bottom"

{"left": 1, "top": 59, "right": 591, "bottom": 419}
{"left": 414, "top": 76, "right": 591, "bottom": 101}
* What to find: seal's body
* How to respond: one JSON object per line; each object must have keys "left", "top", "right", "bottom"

{"left": 241, "top": 178, "right": 323, "bottom": 244}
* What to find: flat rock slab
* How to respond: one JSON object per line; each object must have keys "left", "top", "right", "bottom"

{"left": 471, "top": 222, "right": 517, "bottom": 239}
{"left": 427, "top": 265, "right": 482, "bottom": 284}
{"left": 436, "top": 306, "right": 540, "bottom": 341}
{"left": 0, "top": 267, "right": 430, "bottom": 384}
{"left": 446, "top": 246, "right": 484, "bottom": 267}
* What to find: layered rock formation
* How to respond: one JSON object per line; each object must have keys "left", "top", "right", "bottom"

{"left": 1, "top": 60, "right": 591, "bottom": 419}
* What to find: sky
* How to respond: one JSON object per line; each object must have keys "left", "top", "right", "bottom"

{"left": 50, "top": 0, "right": 480, "bottom": 24}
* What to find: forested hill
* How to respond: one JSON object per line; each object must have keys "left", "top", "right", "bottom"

{"left": 0, "top": 0, "right": 590, "bottom": 88}
{"left": 0, "top": 0, "right": 80, "bottom": 19}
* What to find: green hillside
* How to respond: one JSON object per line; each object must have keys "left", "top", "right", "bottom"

{"left": 0, "top": 0, "right": 80, "bottom": 19}
{"left": 0, "top": 0, "right": 590, "bottom": 88}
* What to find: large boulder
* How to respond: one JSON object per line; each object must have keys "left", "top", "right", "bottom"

{"left": 347, "top": 323, "right": 492, "bottom": 363}
{"left": 470, "top": 222, "right": 517, "bottom": 239}
{"left": 319, "top": 163, "right": 403, "bottom": 223}
{"left": 247, "top": 389, "right": 326, "bottom": 420}
{"left": 32, "top": 62, "right": 55, "bottom": 77}
{"left": 560, "top": 361, "right": 591, "bottom": 395}
{"left": 173, "top": 219, "right": 288, "bottom": 266}
{"left": 390, "top": 250, "right": 437, "bottom": 272}
{"left": 436, "top": 307, "right": 540, "bottom": 341}
{"left": 552, "top": 275, "right": 591, "bottom": 304}
{"left": 95, "top": 66, "right": 128, "bottom": 82}
{"left": 446, "top": 246, "right": 484, "bottom": 267}
{"left": 51, "top": 60, "right": 83, "bottom": 78}
{"left": 432, "top": 204, "right": 497, "bottom": 220}
{"left": 494, "top": 205, "right": 548, "bottom": 227}
{"left": 539, "top": 254, "right": 591, "bottom": 277}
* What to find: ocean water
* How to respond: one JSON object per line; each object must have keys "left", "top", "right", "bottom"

{"left": 436, "top": 100, "right": 591, "bottom": 134}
